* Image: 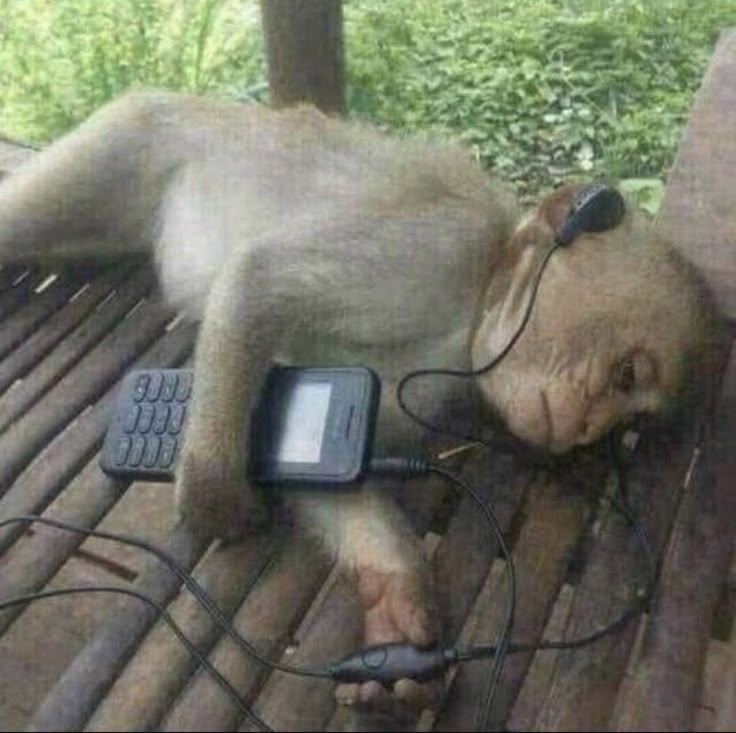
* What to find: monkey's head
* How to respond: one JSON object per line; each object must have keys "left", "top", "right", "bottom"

{"left": 472, "top": 184, "right": 721, "bottom": 454}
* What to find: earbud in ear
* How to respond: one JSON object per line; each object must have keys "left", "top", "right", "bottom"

{"left": 556, "top": 184, "right": 626, "bottom": 246}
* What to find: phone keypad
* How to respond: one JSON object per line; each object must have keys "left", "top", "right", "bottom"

{"left": 103, "top": 369, "right": 192, "bottom": 480}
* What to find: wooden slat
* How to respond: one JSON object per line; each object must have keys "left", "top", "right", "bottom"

{"left": 0, "top": 556, "right": 131, "bottom": 731}
{"left": 0, "top": 263, "right": 30, "bottom": 292}
{"left": 611, "top": 342, "right": 736, "bottom": 731}
{"left": 160, "top": 534, "right": 333, "bottom": 732}
{"left": 257, "top": 452, "right": 531, "bottom": 733}
{"left": 0, "top": 321, "right": 195, "bottom": 555}
{"left": 434, "top": 452, "right": 528, "bottom": 640}
{"left": 0, "top": 267, "right": 156, "bottom": 435}
{"left": 694, "top": 637, "right": 736, "bottom": 733}
{"left": 0, "top": 282, "right": 170, "bottom": 494}
{"left": 656, "top": 30, "right": 736, "bottom": 319}
{"left": 507, "top": 585, "right": 576, "bottom": 731}
{"left": 0, "top": 269, "right": 90, "bottom": 360}
{"left": 0, "top": 265, "right": 135, "bottom": 396}
{"left": 240, "top": 572, "right": 362, "bottom": 732}
{"left": 530, "top": 420, "right": 702, "bottom": 731}
{"left": 0, "top": 320, "right": 196, "bottom": 635}
{"left": 85, "top": 535, "right": 274, "bottom": 732}
{"left": 0, "top": 266, "right": 47, "bottom": 321}
{"left": 434, "top": 474, "right": 593, "bottom": 730}
{"left": 27, "top": 523, "right": 211, "bottom": 733}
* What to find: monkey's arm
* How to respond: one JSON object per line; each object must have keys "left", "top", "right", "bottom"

{"left": 290, "top": 484, "right": 437, "bottom": 642}
{"left": 175, "top": 248, "right": 290, "bottom": 538}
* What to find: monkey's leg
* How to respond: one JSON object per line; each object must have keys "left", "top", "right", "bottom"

{"left": 0, "top": 93, "right": 169, "bottom": 262}
{"left": 292, "top": 488, "right": 445, "bottom": 716}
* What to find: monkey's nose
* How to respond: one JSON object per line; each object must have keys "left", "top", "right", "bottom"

{"left": 503, "top": 388, "right": 553, "bottom": 451}
{"left": 536, "top": 386, "right": 591, "bottom": 455}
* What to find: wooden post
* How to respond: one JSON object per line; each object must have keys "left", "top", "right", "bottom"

{"left": 260, "top": 0, "right": 345, "bottom": 115}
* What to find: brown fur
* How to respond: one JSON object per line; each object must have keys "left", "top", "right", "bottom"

{"left": 0, "top": 91, "right": 721, "bottom": 712}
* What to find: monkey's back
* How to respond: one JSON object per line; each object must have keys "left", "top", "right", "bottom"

{"left": 141, "top": 93, "right": 516, "bottom": 365}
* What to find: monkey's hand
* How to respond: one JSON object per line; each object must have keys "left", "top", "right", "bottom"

{"left": 335, "top": 555, "right": 446, "bottom": 720}
{"left": 175, "top": 443, "right": 269, "bottom": 541}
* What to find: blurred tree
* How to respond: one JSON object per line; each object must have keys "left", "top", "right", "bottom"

{"left": 260, "top": 0, "right": 344, "bottom": 114}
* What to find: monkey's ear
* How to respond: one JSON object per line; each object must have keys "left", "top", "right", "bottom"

{"left": 504, "top": 185, "right": 582, "bottom": 258}
{"left": 538, "top": 184, "right": 586, "bottom": 236}
{"left": 543, "top": 183, "right": 627, "bottom": 246}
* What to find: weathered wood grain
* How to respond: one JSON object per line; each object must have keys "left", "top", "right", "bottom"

{"left": 612, "top": 343, "right": 736, "bottom": 731}
{"left": 85, "top": 535, "right": 274, "bottom": 732}
{"left": 0, "top": 267, "right": 157, "bottom": 438}
{"left": 0, "top": 320, "right": 196, "bottom": 633}
{"left": 0, "top": 320, "right": 194, "bottom": 555}
{"left": 434, "top": 474, "right": 593, "bottom": 731}
{"left": 506, "top": 585, "right": 576, "bottom": 731}
{"left": 0, "top": 270, "right": 87, "bottom": 360}
{"left": 160, "top": 533, "right": 333, "bottom": 732}
{"left": 530, "top": 421, "right": 702, "bottom": 731}
{"left": 0, "top": 265, "right": 135, "bottom": 395}
{"left": 26, "top": 523, "right": 211, "bottom": 733}
{"left": 0, "top": 287, "right": 171, "bottom": 494}
{"left": 656, "top": 30, "right": 736, "bottom": 319}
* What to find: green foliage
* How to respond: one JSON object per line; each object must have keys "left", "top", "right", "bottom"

{"left": 0, "top": 0, "right": 733, "bottom": 202}
{"left": 0, "top": 0, "right": 266, "bottom": 142}
{"left": 345, "top": 0, "right": 735, "bottom": 199}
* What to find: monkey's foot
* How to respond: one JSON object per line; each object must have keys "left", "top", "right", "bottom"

{"left": 335, "top": 564, "right": 445, "bottom": 720}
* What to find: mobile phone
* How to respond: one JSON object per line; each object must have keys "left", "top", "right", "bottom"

{"left": 100, "top": 369, "right": 192, "bottom": 482}
{"left": 249, "top": 366, "right": 380, "bottom": 487}
{"left": 100, "top": 366, "right": 380, "bottom": 488}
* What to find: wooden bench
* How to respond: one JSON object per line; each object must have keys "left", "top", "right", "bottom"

{"left": 0, "top": 30, "right": 733, "bottom": 732}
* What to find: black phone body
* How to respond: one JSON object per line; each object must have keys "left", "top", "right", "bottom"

{"left": 249, "top": 366, "right": 380, "bottom": 487}
{"left": 100, "top": 366, "right": 380, "bottom": 489}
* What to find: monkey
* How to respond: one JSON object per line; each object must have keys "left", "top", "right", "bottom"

{"left": 0, "top": 91, "right": 720, "bottom": 715}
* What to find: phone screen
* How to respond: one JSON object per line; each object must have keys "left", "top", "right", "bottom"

{"left": 276, "top": 382, "right": 332, "bottom": 463}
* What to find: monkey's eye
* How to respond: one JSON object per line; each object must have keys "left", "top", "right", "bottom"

{"left": 614, "top": 358, "right": 636, "bottom": 394}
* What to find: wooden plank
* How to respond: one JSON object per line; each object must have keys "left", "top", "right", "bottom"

{"left": 0, "top": 269, "right": 89, "bottom": 360}
{"left": 697, "top": 637, "right": 736, "bottom": 733}
{"left": 0, "top": 284, "right": 171, "bottom": 494}
{"left": 0, "top": 266, "right": 47, "bottom": 321}
{"left": 85, "top": 534, "right": 274, "bottom": 732}
{"left": 0, "top": 556, "right": 129, "bottom": 732}
{"left": 0, "top": 320, "right": 196, "bottom": 634}
{"left": 0, "top": 459, "right": 128, "bottom": 637}
{"left": 0, "top": 265, "right": 135, "bottom": 395}
{"left": 0, "top": 267, "right": 156, "bottom": 436}
{"left": 159, "top": 533, "right": 333, "bottom": 732}
{"left": 433, "top": 451, "right": 528, "bottom": 640}
{"left": 656, "top": 30, "right": 736, "bottom": 319}
{"left": 0, "top": 263, "right": 30, "bottom": 292}
{"left": 530, "top": 418, "right": 703, "bottom": 731}
{"left": 258, "top": 452, "right": 531, "bottom": 733}
{"left": 434, "top": 473, "right": 593, "bottom": 731}
{"left": 507, "top": 585, "right": 576, "bottom": 731}
{"left": 26, "top": 523, "right": 211, "bottom": 733}
{"left": 240, "top": 572, "right": 362, "bottom": 732}
{"left": 612, "top": 344, "right": 736, "bottom": 732}
{"left": 0, "top": 321, "right": 194, "bottom": 556}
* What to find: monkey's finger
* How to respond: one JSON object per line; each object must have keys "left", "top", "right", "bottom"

{"left": 393, "top": 677, "right": 446, "bottom": 712}
{"left": 387, "top": 576, "right": 439, "bottom": 648}
{"left": 359, "top": 680, "right": 393, "bottom": 708}
{"left": 334, "top": 683, "right": 361, "bottom": 707}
